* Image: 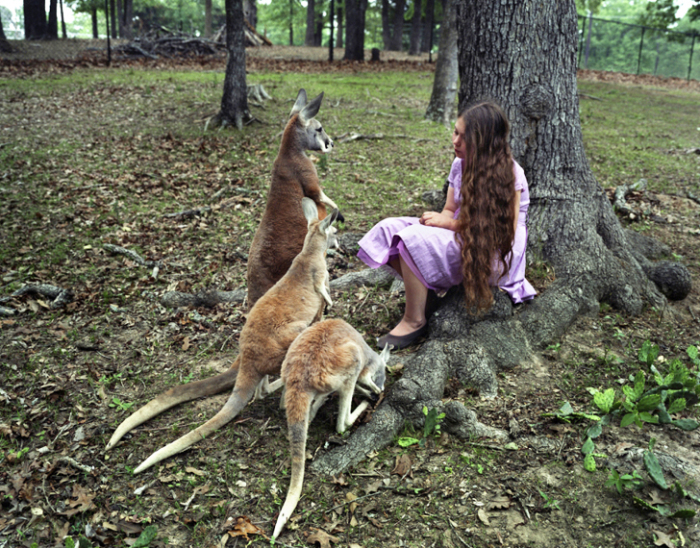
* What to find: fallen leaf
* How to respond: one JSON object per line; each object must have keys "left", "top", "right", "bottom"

{"left": 392, "top": 454, "right": 412, "bottom": 477}
{"left": 227, "top": 516, "right": 268, "bottom": 541}
{"left": 365, "top": 479, "right": 383, "bottom": 494}
{"left": 653, "top": 529, "right": 676, "bottom": 548}
{"left": 331, "top": 475, "right": 348, "bottom": 486}
{"left": 477, "top": 508, "right": 490, "bottom": 526}
{"left": 648, "top": 489, "right": 666, "bottom": 506}
{"left": 306, "top": 528, "right": 341, "bottom": 548}
{"left": 185, "top": 467, "right": 206, "bottom": 476}
{"left": 62, "top": 484, "right": 96, "bottom": 516}
{"left": 487, "top": 495, "right": 512, "bottom": 510}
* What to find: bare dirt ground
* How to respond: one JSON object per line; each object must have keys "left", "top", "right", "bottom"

{"left": 1, "top": 41, "right": 700, "bottom": 548}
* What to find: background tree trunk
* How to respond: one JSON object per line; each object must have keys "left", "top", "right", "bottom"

{"left": 335, "top": 1, "right": 343, "bottom": 47}
{"left": 424, "top": 0, "right": 457, "bottom": 123}
{"left": 388, "top": 0, "right": 405, "bottom": 50}
{"left": 122, "top": 0, "right": 133, "bottom": 39}
{"left": 24, "top": 0, "right": 47, "bottom": 40}
{"left": 305, "top": 0, "right": 315, "bottom": 46}
{"left": 408, "top": 0, "right": 421, "bottom": 54}
{"left": 381, "top": 0, "right": 390, "bottom": 49}
{"left": 205, "top": 0, "right": 213, "bottom": 38}
{"left": 243, "top": 0, "right": 257, "bottom": 28}
{"left": 109, "top": 0, "right": 117, "bottom": 38}
{"left": 420, "top": 0, "right": 434, "bottom": 52}
{"left": 288, "top": 0, "right": 294, "bottom": 45}
{"left": 343, "top": 0, "right": 366, "bottom": 60}
{"left": 311, "top": 0, "right": 687, "bottom": 476}
{"left": 0, "top": 10, "right": 13, "bottom": 52}
{"left": 314, "top": 0, "right": 324, "bottom": 46}
{"left": 216, "top": 0, "right": 252, "bottom": 130}
{"left": 47, "top": 0, "right": 58, "bottom": 38}
{"left": 91, "top": 8, "right": 98, "bottom": 39}
{"left": 59, "top": 0, "right": 66, "bottom": 38}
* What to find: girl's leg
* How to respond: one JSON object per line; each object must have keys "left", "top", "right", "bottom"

{"left": 388, "top": 256, "right": 428, "bottom": 337}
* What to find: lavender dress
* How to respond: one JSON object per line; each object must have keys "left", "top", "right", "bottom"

{"left": 357, "top": 158, "right": 537, "bottom": 304}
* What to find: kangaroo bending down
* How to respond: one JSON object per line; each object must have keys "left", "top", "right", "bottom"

{"left": 106, "top": 198, "right": 339, "bottom": 474}
{"left": 272, "top": 319, "right": 389, "bottom": 540}
{"left": 246, "top": 88, "right": 338, "bottom": 311}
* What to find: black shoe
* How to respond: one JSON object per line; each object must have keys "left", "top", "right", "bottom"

{"left": 377, "top": 322, "right": 429, "bottom": 350}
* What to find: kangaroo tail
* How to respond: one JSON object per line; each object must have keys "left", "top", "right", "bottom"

{"left": 106, "top": 357, "right": 241, "bottom": 450}
{"left": 273, "top": 397, "right": 310, "bottom": 539}
{"left": 133, "top": 374, "right": 258, "bottom": 474}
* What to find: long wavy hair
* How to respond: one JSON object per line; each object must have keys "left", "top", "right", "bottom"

{"left": 456, "top": 101, "right": 516, "bottom": 312}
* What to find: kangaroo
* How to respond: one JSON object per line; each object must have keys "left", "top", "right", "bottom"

{"left": 272, "top": 319, "right": 389, "bottom": 540}
{"left": 106, "top": 198, "right": 339, "bottom": 474}
{"left": 246, "top": 88, "right": 338, "bottom": 311}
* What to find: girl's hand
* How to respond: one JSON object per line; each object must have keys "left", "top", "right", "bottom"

{"left": 419, "top": 211, "right": 455, "bottom": 229}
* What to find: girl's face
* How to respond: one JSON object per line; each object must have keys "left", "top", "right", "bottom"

{"left": 452, "top": 117, "right": 468, "bottom": 159}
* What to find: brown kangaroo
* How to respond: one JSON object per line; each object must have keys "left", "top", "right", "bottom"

{"left": 246, "top": 88, "right": 338, "bottom": 311}
{"left": 272, "top": 319, "right": 389, "bottom": 540}
{"left": 106, "top": 198, "right": 339, "bottom": 474}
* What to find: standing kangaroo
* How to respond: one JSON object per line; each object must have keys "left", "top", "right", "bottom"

{"left": 272, "top": 319, "right": 389, "bottom": 540}
{"left": 246, "top": 88, "right": 338, "bottom": 311}
{"left": 106, "top": 198, "right": 339, "bottom": 473}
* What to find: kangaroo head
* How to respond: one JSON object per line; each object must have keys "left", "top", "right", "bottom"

{"left": 290, "top": 89, "right": 333, "bottom": 154}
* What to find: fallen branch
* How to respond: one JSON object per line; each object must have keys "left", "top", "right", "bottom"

{"left": 6, "top": 284, "right": 74, "bottom": 311}
{"left": 335, "top": 132, "right": 438, "bottom": 144}
{"left": 56, "top": 456, "right": 94, "bottom": 474}
{"left": 103, "top": 243, "right": 162, "bottom": 278}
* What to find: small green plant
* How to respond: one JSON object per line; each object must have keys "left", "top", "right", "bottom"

{"left": 109, "top": 397, "right": 135, "bottom": 413}
{"left": 605, "top": 469, "right": 644, "bottom": 494}
{"left": 538, "top": 490, "right": 561, "bottom": 511}
{"left": 133, "top": 525, "right": 158, "bottom": 547}
{"left": 397, "top": 406, "right": 445, "bottom": 447}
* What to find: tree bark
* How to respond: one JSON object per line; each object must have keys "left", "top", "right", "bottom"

{"left": 215, "top": 0, "right": 252, "bottom": 130}
{"left": 343, "top": 0, "right": 366, "bottom": 60}
{"left": 420, "top": 0, "right": 434, "bottom": 52}
{"left": 110, "top": 0, "right": 117, "bottom": 38}
{"left": 288, "top": 0, "right": 294, "bottom": 45}
{"left": 305, "top": 0, "right": 315, "bottom": 46}
{"left": 311, "top": 0, "right": 690, "bottom": 477}
{"left": 408, "top": 0, "right": 421, "bottom": 54}
{"left": 424, "top": 0, "right": 457, "bottom": 124}
{"left": 388, "top": 0, "right": 405, "bottom": 50}
{"left": 122, "top": 0, "right": 133, "bottom": 39}
{"left": 59, "top": 0, "right": 66, "bottom": 38}
{"left": 24, "top": 0, "right": 47, "bottom": 40}
{"left": 314, "top": 0, "right": 324, "bottom": 46}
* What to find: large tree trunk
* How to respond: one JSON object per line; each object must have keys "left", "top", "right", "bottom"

{"left": 205, "top": 0, "right": 213, "bottom": 37}
{"left": 408, "top": 0, "right": 421, "bottom": 54}
{"left": 388, "top": 0, "right": 405, "bottom": 50}
{"left": 213, "top": 0, "right": 252, "bottom": 130}
{"left": 343, "top": 0, "right": 366, "bottom": 60}
{"left": 314, "top": 0, "right": 324, "bottom": 46}
{"left": 24, "top": 0, "right": 47, "bottom": 40}
{"left": 311, "top": 0, "right": 688, "bottom": 476}
{"left": 110, "top": 0, "right": 117, "bottom": 38}
{"left": 305, "top": 0, "right": 315, "bottom": 46}
{"left": 0, "top": 10, "right": 13, "bottom": 53}
{"left": 122, "top": 0, "right": 133, "bottom": 39}
{"left": 59, "top": 0, "right": 67, "bottom": 38}
{"left": 420, "top": 0, "right": 434, "bottom": 52}
{"left": 424, "top": 0, "right": 457, "bottom": 124}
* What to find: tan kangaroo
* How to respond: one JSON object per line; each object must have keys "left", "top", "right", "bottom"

{"left": 272, "top": 319, "right": 389, "bottom": 540}
{"left": 106, "top": 198, "right": 339, "bottom": 474}
{"left": 246, "top": 88, "right": 338, "bottom": 311}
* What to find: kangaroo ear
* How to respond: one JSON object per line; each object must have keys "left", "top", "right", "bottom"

{"left": 320, "top": 208, "right": 339, "bottom": 231}
{"left": 301, "top": 197, "right": 319, "bottom": 225}
{"left": 299, "top": 92, "right": 324, "bottom": 124}
{"left": 379, "top": 343, "right": 391, "bottom": 362}
{"left": 290, "top": 89, "right": 308, "bottom": 118}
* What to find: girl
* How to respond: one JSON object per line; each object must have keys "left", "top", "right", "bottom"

{"left": 357, "top": 101, "right": 537, "bottom": 349}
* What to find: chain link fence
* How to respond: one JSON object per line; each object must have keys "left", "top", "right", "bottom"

{"left": 578, "top": 14, "right": 699, "bottom": 81}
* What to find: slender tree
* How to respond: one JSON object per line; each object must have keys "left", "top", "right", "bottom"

{"left": 408, "top": 0, "right": 421, "bottom": 54}
{"left": 205, "top": 0, "right": 213, "bottom": 37}
{"left": 335, "top": 0, "right": 343, "bottom": 47}
{"left": 210, "top": 0, "right": 252, "bottom": 130}
{"left": 424, "top": 0, "right": 456, "bottom": 124}
{"left": 420, "top": 0, "right": 434, "bottom": 52}
{"left": 47, "top": 0, "right": 58, "bottom": 38}
{"left": 310, "top": 0, "right": 690, "bottom": 476}
{"left": 388, "top": 0, "right": 405, "bottom": 50}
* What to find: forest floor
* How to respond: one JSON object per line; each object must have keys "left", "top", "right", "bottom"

{"left": 1, "top": 43, "right": 700, "bottom": 548}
